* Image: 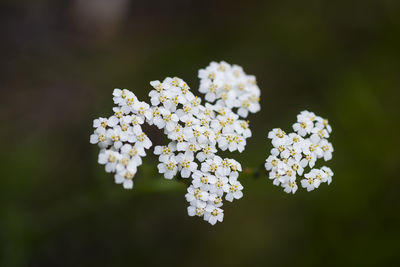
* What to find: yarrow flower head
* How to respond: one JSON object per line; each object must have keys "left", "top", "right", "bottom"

{"left": 198, "top": 61, "right": 261, "bottom": 118}
{"left": 265, "top": 110, "right": 334, "bottom": 194}
{"left": 90, "top": 61, "right": 261, "bottom": 225}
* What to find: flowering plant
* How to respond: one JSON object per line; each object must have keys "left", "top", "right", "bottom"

{"left": 90, "top": 61, "right": 334, "bottom": 225}
{"left": 265, "top": 111, "right": 334, "bottom": 193}
{"left": 90, "top": 61, "right": 261, "bottom": 225}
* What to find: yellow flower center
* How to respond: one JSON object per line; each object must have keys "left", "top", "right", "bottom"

{"left": 124, "top": 171, "right": 134, "bottom": 179}
{"left": 196, "top": 208, "right": 204, "bottom": 216}
{"left": 171, "top": 78, "right": 180, "bottom": 87}
{"left": 129, "top": 148, "right": 138, "bottom": 157}
{"left": 108, "top": 154, "right": 116, "bottom": 163}
{"left": 209, "top": 84, "right": 218, "bottom": 93}
{"left": 115, "top": 111, "right": 123, "bottom": 118}
{"left": 98, "top": 134, "right": 106, "bottom": 142}
{"left": 166, "top": 162, "right": 176, "bottom": 171}
{"left": 121, "top": 158, "right": 129, "bottom": 166}
{"left": 155, "top": 84, "right": 163, "bottom": 92}
{"left": 137, "top": 133, "right": 146, "bottom": 142}
{"left": 223, "top": 84, "right": 232, "bottom": 92}
{"left": 126, "top": 98, "right": 135, "bottom": 106}
{"left": 271, "top": 159, "right": 278, "bottom": 167}
{"left": 210, "top": 163, "right": 218, "bottom": 172}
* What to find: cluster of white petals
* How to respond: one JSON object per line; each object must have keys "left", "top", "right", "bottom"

{"left": 150, "top": 72, "right": 255, "bottom": 225}
{"left": 90, "top": 89, "right": 152, "bottom": 189}
{"left": 90, "top": 61, "right": 261, "bottom": 225}
{"left": 198, "top": 61, "right": 261, "bottom": 118}
{"left": 265, "top": 111, "right": 334, "bottom": 193}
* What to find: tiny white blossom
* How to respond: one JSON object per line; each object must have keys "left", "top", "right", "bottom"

{"left": 176, "top": 152, "right": 198, "bottom": 178}
{"left": 204, "top": 204, "right": 224, "bottom": 225}
{"left": 157, "top": 156, "right": 178, "bottom": 179}
{"left": 98, "top": 150, "right": 121, "bottom": 173}
{"left": 225, "top": 180, "right": 243, "bottom": 202}
{"left": 301, "top": 169, "right": 323, "bottom": 191}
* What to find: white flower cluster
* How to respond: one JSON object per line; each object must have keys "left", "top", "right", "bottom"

{"left": 90, "top": 89, "right": 152, "bottom": 189}
{"left": 198, "top": 61, "right": 261, "bottom": 118}
{"left": 150, "top": 73, "right": 254, "bottom": 225}
{"left": 90, "top": 61, "right": 261, "bottom": 225}
{"left": 265, "top": 110, "right": 334, "bottom": 194}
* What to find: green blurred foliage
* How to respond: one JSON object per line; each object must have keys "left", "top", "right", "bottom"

{"left": 0, "top": 0, "right": 399, "bottom": 266}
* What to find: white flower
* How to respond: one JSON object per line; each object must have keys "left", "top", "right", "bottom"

{"left": 301, "top": 169, "right": 323, "bottom": 191}
{"left": 187, "top": 202, "right": 206, "bottom": 217}
{"left": 269, "top": 170, "right": 284, "bottom": 186}
{"left": 319, "top": 139, "right": 334, "bottom": 161}
{"left": 268, "top": 128, "right": 289, "bottom": 147}
{"left": 199, "top": 80, "right": 219, "bottom": 102}
{"left": 287, "top": 158, "right": 304, "bottom": 176}
{"left": 265, "top": 155, "right": 284, "bottom": 171}
{"left": 176, "top": 152, "right": 198, "bottom": 178}
{"left": 282, "top": 179, "right": 298, "bottom": 194}
{"left": 310, "top": 126, "right": 330, "bottom": 144}
{"left": 161, "top": 110, "right": 179, "bottom": 132}
{"left": 154, "top": 143, "right": 176, "bottom": 162}
{"left": 115, "top": 154, "right": 138, "bottom": 175}
{"left": 315, "top": 116, "right": 332, "bottom": 133}
{"left": 279, "top": 166, "right": 297, "bottom": 185}
{"left": 93, "top": 116, "right": 118, "bottom": 129}
{"left": 212, "top": 176, "right": 230, "bottom": 195}
{"left": 201, "top": 156, "right": 227, "bottom": 177}
{"left": 225, "top": 180, "right": 243, "bottom": 202}
{"left": 136, "top": 101, "right": 152, "bottom": 120}
{"left": 287, "top": 133, "right": 304, "bottom": 149}
{"left": 321, "top": 166, "right": 334, "bottom": 184}
{"left": 293, "top": 114, "right": 314, "bottom": 136}
{"left": 120, "top": 144, "right": 145, "bottom": 166}
{"left": 157, "top": 156, "right": 178, "bottom": 179}
{"left": 204, "top": 204, "right": 224, "bottom": 225}
{"left": 130, "top": 115, "right": 145, "bottom": 135}
{"left": 114, "top": 167, "right": 136, "bottom": 189}
{"left": 98, "top": 149, "right": 121, "bottom": 173}
{"left": 228, "top": 159, "right": 242, "bottom": 179}
{"left": 106, "top": 128, "right": 124, "bottom": 149}
{"left": 234, "top": 120, "right": 252, "bottom": 138}
{"left": 112, "top": 88, "right": 129, "bottom": 106}
{"left": 192, "top": 171, "right": 216, "bottom": 190}
{"left": 147, "top": 107, "right": 165, "bottom": 129}
{"left": 135, "top": 132, "right": 152, "bottom": 149}
{"left": 265, "top": 110, "right": 333, "bottom": 193}
{"left": 208, "top": 193, "right": 223, "bottom": 207}
{"left": 185, "top": 185, "right": 209, "bottom": 205}
{"left": 90, "top": 128, "right": 111, "bottom": 148}
{"left": 113, "top": 89, "right": 140, "bottom": 114}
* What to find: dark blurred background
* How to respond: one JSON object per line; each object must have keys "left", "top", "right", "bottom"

{"left": 1, "top": 0, "right": 399, "bottom": 266}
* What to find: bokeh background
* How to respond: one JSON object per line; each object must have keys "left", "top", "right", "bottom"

{"left": 1, "top": 0, "right": 399, "bottom": 266}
